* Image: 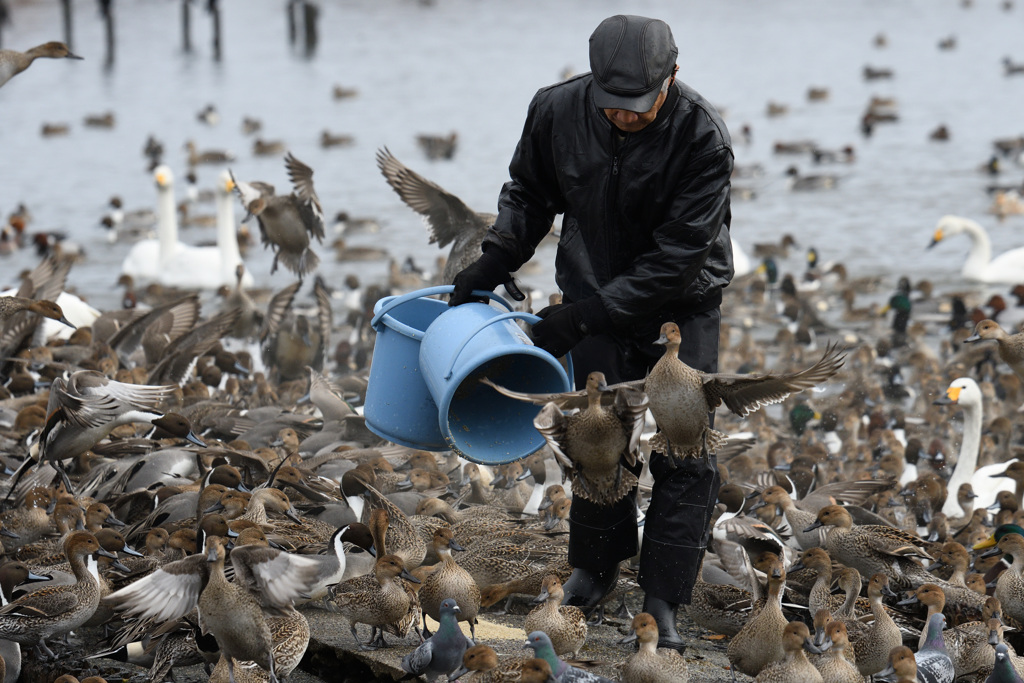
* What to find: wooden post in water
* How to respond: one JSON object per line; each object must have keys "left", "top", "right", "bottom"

{"left": 182, "top": 0, "right": 192, "bottom": 53}
{"left": 302, "top": 1, "right": 318, "bottom": 57}
{"left": 209, "top": 0, "right": 221, "bottom": 61}
{"left": 99, "top": 0, "right": 114, "bottom": 69}
{"left": 61, "top": 0, "right": 73, "bottom": 50}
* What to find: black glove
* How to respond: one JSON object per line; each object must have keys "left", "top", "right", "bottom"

{"left": 449, "top": 251, "right": 512, "bottom": 306}
{"left": 531, "top": 296, "right": 613, "bottom": 358}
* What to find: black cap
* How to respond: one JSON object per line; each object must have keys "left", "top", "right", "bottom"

{"left": 589, "top": 15, "right": 678, "bottom": 112}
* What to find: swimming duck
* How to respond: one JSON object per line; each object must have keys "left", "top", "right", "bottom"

{"left": 524, "top": 630, "right": 614, "bottom": 682}
{"left": 752, "top": 621, "right": 823, "bottom": 683}
{"left": 803, "top": 504, "right": 934, "bottom": 590}
{"left": 104, "top": 536, "right": 319, "bottom": 683}
{"left": 232, "top": 152, "right": 325, "bottom": 278}
{"left": 0, "top": 41, "right": 82, "bottom": 89}
{"left": 786, "top": 166, "right": 839, "bottom": 191}
{"left": 0, "top": 531, "right": 115, "bottom": 658}
{"left": 401, "top": 598, "right": 473, "bottom": 682}
{"left": 928, "top": 215, "right": 1024, "bottom": 284}
{"left": 965, "top": 319, "right": 1024, "bottom": 383}
{"left": 376, "top": 146, "right": 493, "bottom": 285}
{"left": 325, "top": 553, "right": 420, "bottom": 650}
{"left": 524, "top": 574, "right": 586, "bottom": 657}
{"left": 419, "top": 527, "right": 481, "bottom": 639}
{"left": 618, "top": 612, "right": 689, "bottom": 683}
{"left": 485, "top": 371, "right": 646, "bottom": 506}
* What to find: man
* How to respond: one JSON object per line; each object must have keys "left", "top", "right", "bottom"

{"left": 449, "top": 15, "right": 733, "bottom": 650}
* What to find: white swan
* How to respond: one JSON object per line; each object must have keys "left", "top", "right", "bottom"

{"left": 928, "top": 215, "right": 1024, "bottom": 284}
{"left": 120, "top": 166, "right": 253, "bottom": 289}
{"left": 732, "top": 237, "right": 754, "bottom": 277}
{"left": 939, "top": 377, "right": 1016, "bottom": 517}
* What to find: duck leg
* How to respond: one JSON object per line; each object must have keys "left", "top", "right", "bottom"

{"left": 227, "top": 657, "right": 238, "bottom": 683}
{"left": 613, "top": 593, "right": 633, "bottom": 620}
{"left": 369, "top": 627, "right": 389, "bottom": 649}
{"left": 35, "top": 638, "right": 56, "bottom": 660}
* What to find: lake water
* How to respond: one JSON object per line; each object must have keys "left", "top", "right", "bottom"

{"left": 2, "top": 0, "right": 1024, "bottom": 313}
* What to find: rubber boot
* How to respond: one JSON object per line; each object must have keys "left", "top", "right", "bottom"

{"left": 642, "top": 594, "right": 686, "bottom": 653}
{"left": 560, "top": 565, "right": 620, "bottom": 616}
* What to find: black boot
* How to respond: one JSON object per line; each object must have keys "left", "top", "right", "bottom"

{"left": 560, "top": 565, "right": 620, "bottom": 616}
{"left": 643, "top": 594, "right": 686, "bottom": 653}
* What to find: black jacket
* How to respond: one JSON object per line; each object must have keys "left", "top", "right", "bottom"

{"left": 483, "top": 73, "right": 734, "bottom": 342}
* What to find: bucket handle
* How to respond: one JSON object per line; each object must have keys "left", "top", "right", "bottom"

{"left": 370, "top": 285, "right": 514, "bottom": 332}
{"left": 444, "top": 311, "right": 574, "bottom": 382}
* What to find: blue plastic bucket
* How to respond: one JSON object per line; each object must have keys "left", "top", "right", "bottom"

{"left": 365, "top": 286, "right": 572, "bottom": 463}
{"left": 419, "top": 302, "right": 573, "bottom": 465}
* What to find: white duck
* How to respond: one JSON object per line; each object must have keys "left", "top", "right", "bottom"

{"left": 928, "top": 215, "right": 1024, "bottom": 284}
{"left": 120, "top": 166, "right": 253, "bottom": 289}
{"left": 937, "top": 377, "right": 1016, "bottom": 517}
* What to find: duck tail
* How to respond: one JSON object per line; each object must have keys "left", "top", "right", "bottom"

{"left": 277, "top": 247, "right": 321, "bottom": 278}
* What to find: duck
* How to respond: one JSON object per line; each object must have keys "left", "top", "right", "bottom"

{"left": 753, "top": 621, "right": 823, "bottom": 683}
{"left": 260, "top": 277, "right": 331, "bottom": 383}
{"left": 184, "top": 139, "right": 234, "bottom": 166}
{"left": 252, "top": 138, "right": 286, "bottom": 157}
{"left": 803, "top": 504, "right": 934, "bottom": 591}
{"left": 419, "top": 527, "right": 481, "bottom": 639}
{"left": 786, "top": 166, "right": 839, "bottom": 191}
{"left": 524, "top": 630, "right": 615, "bottom": 682}
{"left": 325, "top": 553, "right": 420, "bottom": 650}
{"left": 927, "top": 215, "right": 1024, "bottom": 284}
{"left": 965, "top": 319, "right": 1024, "bottom": 383}
{"left": 977, "top": 532, "right": 1024, "bottom": 626}
{"left": 0, "top": 41, "right": 82, "bottom": 89}
{"left": 320, "top": 130, "right": 354, "bottom": 148}
{"left": 448, "top": 643, "right": 530, "bottom": 682}
{"left": 810, "top": 620, "right": 862, "bottom": 683}
{"left": 103, "top": 536, "right": 319, "bottom": 683}
{"left": 232, "top": 152, "right": 325, "bottom": 278}
{"left": 376, "top": 146, "right": 494, "bottom": 285}
{"left": 727, "top": 554, "right": 789, "bottom": 677}
{"left": 120, "top": 166, "right": 252, "bottom": 289}
{"left": 401, "top": 598, "right": 473, "bottom": 682}
{"left": 524, "top": 574, "right": 587, "bottom": 657}
{"left": 0, "top": 531, "right": 115, "bottom": 658}
{"left": 207, "top": 603, "right": 309, "bottom": 682}
{"left": 416, "top": 131, "right": 458, "bottom": 160}
{"left": 935, "top": 377, "right": 1016, "bottom": 514}
{"left": 875, "top": 646, "right": 920, "bottom": 683}
{"left": 0, "top": 296, "right": 75, "bottom": 328}
{"left": 618, "top": 611, "right": 689, "bottom": 682}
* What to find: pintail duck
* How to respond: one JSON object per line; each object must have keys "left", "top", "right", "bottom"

{"left": 419, "top": 527, "right": 481, "bottom": 639}
{"left": 416, "top": 131, "right": 458, "bottom": 160}
{"left": 259, "top": 278, "right": 331, "bottom": 383}
{"left": 642, "top": 322, "right": 842, "bottom": 461}
{"left": 487, "top": 371, "right": 647, "bottom": 505}
{"left": 751, "top": 621, "right": 823, "bottom": 683}
{"left": 618, "top": 612, "right": 688, "bottom": 683}
{"left": 965, "top": 319, "right": 1024, "bottom": 382}
{"left": 524, "top": 574, "right": 586, "bottom": 657}
{"left": 750, "top": 485, "right": 824, "bottom": 550}
{"left": 401, "top": 598, "right": 473, "bottom": 682}
{"left": 804, "top": 504, "right": 934, "bottom": 591}
{"left": 448, "top": 643, "right": 531, "bottom": 682}
{"left": 0, "top": 531, "right": 115, "bottom": 658}
{"left": 0, "top": 487, "right": 54, "bottom": 550}
{"left": 0, "top": 296, "right": 74, "bottom": 328}
{"left": 978, "top": 533, "right": 1024, "bottom": 626}
{"left": 207, "top": 603, "right": 309, "bottom": 682}
{"left": 376, "top": 146, "right": 493, "bottom": 285}
{"left": 811, "top": 620, "right": 861, "bottom": 683}
{"left": 325, "top": 553, "right": 420, "bottom": 650}
{"left": 524, "top": 630, "right": 615, "bottom": 683}
{"left": 836, "top": 572, "right": 902, "bottom": 677}
{"left": 875, "top": 646, "right": 919, "bottom": 683}
{"left": 0, "top": 41, "right": 82, "bottom": 89}
{"left": 104, "top": 536, "right": 319, "bottom": 682}
{"left": 728, "top": 554, "right": 789, "bottom": 677}
{"left": 232, "top": 152, "right": 325, "bottom": 278}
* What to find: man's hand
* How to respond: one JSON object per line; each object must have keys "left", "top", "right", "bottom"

{"left": 530, "top": 297, "right": 614, "bottom": 357}
{"left": 449, "top": 252, "right": 512, "bottom": 306}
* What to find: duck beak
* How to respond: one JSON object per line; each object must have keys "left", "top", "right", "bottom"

{"left": 979, "top": 546, "right": 1003, "bottom": 559}
{"left": 516, "top": 469, "right": 533, "bottom": 482}
{"left": 400, "top": 567, "right": 420, "bottom": 584}
{"left": 616, "top": 631, "right": 638, "bottom": 645}
{"left": 532, "top": 588, "right": 550, "bottom": 605}
{"left": 65, "top": 51, "right": 84, "bottom": 60}
{"left": 58, "top": 316, "right": 76, "bottom": 330}
{"left": 122, "top": 544, "right": 144, "bottom": 558}
{"left": 105, "top": 514, "right": 125, "bottom": 527}
{"left": 207, "top": 546, "right": 219, "bottom": 562}
{"left": 896, "top": 594, "right": 919, "bottom": 606}
{"left": 747, "top": 500, "right": 768, "bottom": 512}
{"left": 538, "top": 498, "right": 554, "bottom": 511}
{"left": 97, "top": 548, "right": 119, "bottom": 560}
{"left": 803, "top": 520, "right": 824, "bottom": 532}
{"left": 297, "top": 391, "right": 311, "bottom": 405}
{"left": 449, "top": 539, "right": 466, "bottom": 552}
{"left": 543, "top": 515, "right": 561, "bottom": 531}
{"left": 448, "top": 665, "right": 470, "bottom": 681}
{"left": 974, "top": 536, "right": 997, "bottom": 550}
{"left": 990, "top": 630, "right": 1001, "bottom": 646}
{"left": 788, "top": 561, "right": 806, "bottom": 573}
{"left": 0, "top": 528, "right": 19, "bottom": 539}
{"left": 368, "top": 543, "right": 377, "bottom": 558}
{"left": 112, "top": 560, "right": 131, "bottom": 573}
{"left": 25, "top": 570, "right": 51, "bottom": 583}
{"left": 653, "top": 333, "right": 669, "bottom": 345}
{"left": 185, "top": 431, "right": 207, "bottom": 448}
{"left": 874, "top": 663, "right": 897, "bottom": 682}
{"left": 964, "top": 333, "right": 982, "bottom": 343}
{"left": 204, "top": 501, "right": 225, "bottom": 514}
{"left": 227, "top": 528, "right": 239, "bottom": 538}
{"left": 804, "top": 638, "right": 826, "bottom": 655}
{"left": 285, "top": 506, "right": 303, "bottom": 524}
{"left": 881, "top": 585, "right": 898, "bottom": 599}
{"left": 236, "top": 481, "right": 250, "bottom": 493}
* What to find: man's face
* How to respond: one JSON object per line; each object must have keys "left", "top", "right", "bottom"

{"left": 602, "top": 79, "right": 672, "bottom": 133}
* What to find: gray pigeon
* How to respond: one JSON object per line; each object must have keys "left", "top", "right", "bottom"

{"left": 401, "top": 598, "right": 473, "bottom": 681}
{"left": 524, "top": 631, "right": 614, "bottom": 682}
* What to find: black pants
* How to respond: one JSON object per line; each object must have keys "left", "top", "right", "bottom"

{"left": 566, "top": 308, "right": 721, "bottom": 604}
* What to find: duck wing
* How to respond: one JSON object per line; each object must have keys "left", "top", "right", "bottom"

{"left": 702, "top": 342, "right": 846, "bottom": 417}
{"left": 312, "top": 277, "right": 332, "bottom": 371}
{"left": 376, "top": 146, "right": 486, "bottom": 248}
{"left": 611, "top": 387, "right": 649, "bottom": 464}
{"left": 52, "top": 371, "right": 175, "bottom": 429}
{"left": 480, "top": 377, "right": 644, "bottom": 411}
{"left": 148, "top": 309, "right": 242, "bottom": 386}
{"left": 532, "top": 403, "right": 574, "bottom": 476}
{"left": 259, "top": 281, "right": 301, "bottom": 347}
{"left": 797, "top": 479, "right": 897, "bottom": 512}
{"left": 103, "top": 554, "right": 210, "bottom": 623}
{"left": 0, "top": 585, "right": 82, "bottom": 618}
{"left": 284, "top": 152, "right": 324, "bottom": 242}
{"left": 861, "top": 526, "right": 934, "bottom": 560}
{"left": 228, "top": 545, "right": 320, "bottom": 615}
{"left": 105, "top": 294, "right": 200, "bottom": 366}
